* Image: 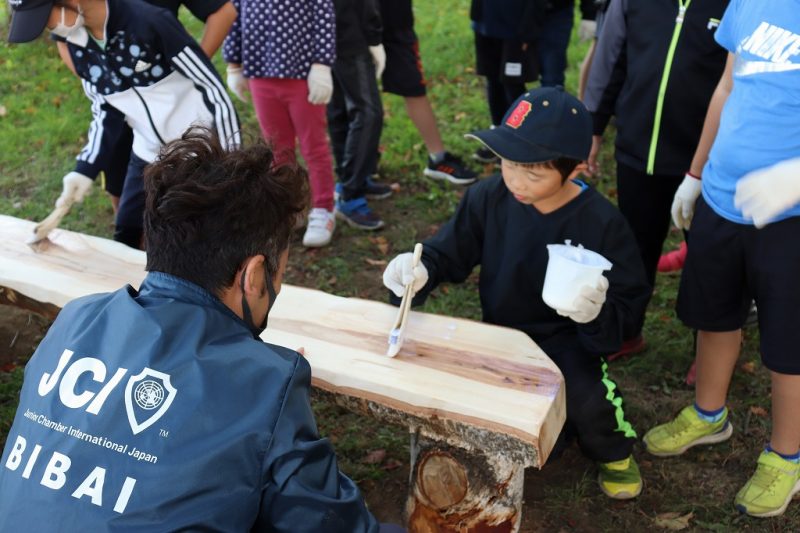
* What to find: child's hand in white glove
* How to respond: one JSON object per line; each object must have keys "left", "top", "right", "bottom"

{"left": 671, "top": 173, "right": 702, "bottom": 230}
{"left": 369, "top": 44, "right": 386, "bottom": 79}
{"left": 383, "top": 252, "right": 429, "bottom": 298}
{"left": 307, "top": 64, "right": 333, "bottom": 105}
{"left": 735, "top": 157, "right": 800, "bottom": 228}
{"left": 226, "top": 65, "right": 250, "bottom": 103}
{"left": 557, "top": 275, "right": 609, "bottom": 323}
{"left": 56, "top": 171, "right": 94, "bottom": 208}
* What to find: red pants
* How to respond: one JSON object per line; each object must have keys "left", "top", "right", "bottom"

{"left": 250, "top": 78, "right": 335, "bottom": 210}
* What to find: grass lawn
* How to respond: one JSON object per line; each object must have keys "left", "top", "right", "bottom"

{"left": 0, "top": 2, "right": 794, "bottom": 530}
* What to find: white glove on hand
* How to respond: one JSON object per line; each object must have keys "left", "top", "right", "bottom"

{"left": 226, "top": 65, "right": 250, "bottom": 103}
{"left": 578, "top": 20, "right": 597, "bottom": 42}
{"left": 735, "top": 157, "right": 800, "bottom": 228}
{"left": 56, "top": 171, "right": 93, "bottom": 208}
{"left": 307, "top": 64, "right": 333, "bottom": 105}
{"left": 383, "top": 252, "right": 429, "bottom": 298}
{"left": 671, "top": 173, "right": 703, "bottom": 230}
{"left": 369, "top": 44, "right": 386, "bottom": 79}
{"left": 556, "top": 275, "right": 609, "bottom": 324}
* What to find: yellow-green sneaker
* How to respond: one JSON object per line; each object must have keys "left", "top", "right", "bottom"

{"left": 735, "top": 451, "right": 800, "bottom": 517}
{"left": 598, "top": 455, "right": 642, "bottom": 499}
{"left": 643, "top": 405, "right": 732, "bottom": 457}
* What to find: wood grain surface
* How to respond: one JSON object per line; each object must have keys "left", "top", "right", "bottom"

{"left": 1, "top": 215, "right": 565, "bottom": 464}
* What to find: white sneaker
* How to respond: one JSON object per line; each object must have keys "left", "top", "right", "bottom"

{"left": 302, "top": 208, "right": 335, "bottom": 248}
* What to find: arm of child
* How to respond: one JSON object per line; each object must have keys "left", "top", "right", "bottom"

{"left": 583, "top": 0, "right": 627, "bottom": 175}
{"left": 387, "top": 182, "right": 487, "bottom": 306}
{"left": 672, "top": 52, "right": 735, "bottom": 229}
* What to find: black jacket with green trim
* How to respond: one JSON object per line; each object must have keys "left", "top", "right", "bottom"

{"left": 584, "top": 0, "right": 729, "bottom": 176}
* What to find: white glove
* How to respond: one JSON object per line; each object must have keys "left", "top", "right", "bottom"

{"left": 56, "top": 171, "right": 93, "bottom": 208}
{"left": 578, "top": 20, "right": 597, "bottom": 42}
{"left": 671, "top": 173, "right": 703, "bottom": 230}
{"left": 735, "top": 157, "right": 800, "bottom": 228}
{"left": 369, "top": 44, "right": 386, "bottom": 79}
{"left": 556, "top": 275, "right": 608, "bottom": 324}
{"left": 226, "top": 65, "right": 250, "bottom": 103}
{"left": 383, "top": 253, "right": 429, "bottom": 298}
{"left": 307, "top": 64, "right": 333, "bottom": 105}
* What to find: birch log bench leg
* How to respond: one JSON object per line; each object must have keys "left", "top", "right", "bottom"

{"left": 0, "top": 215, "right": 566, "bottom": 532}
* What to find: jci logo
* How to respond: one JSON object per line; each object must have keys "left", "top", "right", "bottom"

{"left": 125, "top": 369, "right": 177, "bottom": 434}
{"left": 38, "top": 349, "right": 178, "bottom": 435}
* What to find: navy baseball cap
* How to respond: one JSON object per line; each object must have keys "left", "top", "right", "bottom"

{"left": 466, "top": 87, "right": 592, "bottom": 164}
{"left": 7, "top": 0, "right": 55, "bottom": 44}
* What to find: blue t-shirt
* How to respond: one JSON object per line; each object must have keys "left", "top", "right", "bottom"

{"left": 702, "top": 0, "right": 800, "bottom": 224}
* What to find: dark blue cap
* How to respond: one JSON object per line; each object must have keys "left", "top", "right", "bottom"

{"left": 8, "top": 0, "right": 55, "bottom": 44}
{"left": 466, "top": 87, "right": 592, "bottom": 164}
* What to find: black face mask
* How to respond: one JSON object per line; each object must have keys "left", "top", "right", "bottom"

{"left": 240, "top": 264, "right": 277, "bottom": 337}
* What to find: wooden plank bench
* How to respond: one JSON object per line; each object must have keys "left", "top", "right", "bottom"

{"left": 0, "top": 214, "right": 565, "bottom": 532}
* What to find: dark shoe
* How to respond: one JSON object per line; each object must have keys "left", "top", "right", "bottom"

{"left": 607, "top": 335, "right": 646, "bottom": 362}
{"left": 472, "top": 146, "right": 499, "bottom": 165}
{"left": 334, "top": 178, "right": 393, "bottom": 202}
{"left": 335, "top": 197, "right": 384, "bottom": 230}
{"left": 365, "top": 177, "right": 393, "bottom": 200}
{"left": 424, "top": 152, "right": 478, "bottom": 185}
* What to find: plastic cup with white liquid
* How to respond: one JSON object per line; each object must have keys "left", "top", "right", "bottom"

{"left": 542, "top": 240, "right": 612, "bottom": 313}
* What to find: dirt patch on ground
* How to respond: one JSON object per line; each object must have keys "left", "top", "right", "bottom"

{"left": 0, "top": 305, "right": 50, "bottom": 372}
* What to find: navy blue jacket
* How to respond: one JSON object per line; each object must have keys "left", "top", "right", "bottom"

{"left": 0, "top": 272, "right": 377, "bottom": 532}
{"left": 66, "top": 0, "right": 240, "bottom": 175}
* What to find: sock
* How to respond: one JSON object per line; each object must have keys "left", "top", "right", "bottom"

{"left": 693, "top": 403, "right": 725, "bottom": 423}
{"left": 766, "top": 444, "right": 800, "bottom": 463}
{"left": 429, "top": 151, "right": 446, "bottom": 164}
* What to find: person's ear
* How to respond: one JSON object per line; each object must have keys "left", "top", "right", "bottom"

{"left": 241, "top": 255, "right": 266, "bottom": 297}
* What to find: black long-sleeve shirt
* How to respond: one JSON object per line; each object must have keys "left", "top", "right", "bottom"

{"left": 413, "top": 176, "right": 649, "bottom": 356}
{"left": 333, "top": 0, "right": 383, "bottom": 56}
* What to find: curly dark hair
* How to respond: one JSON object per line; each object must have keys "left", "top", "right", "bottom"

{"left": 143, "top": 126, "right": 309, "bottom": 296}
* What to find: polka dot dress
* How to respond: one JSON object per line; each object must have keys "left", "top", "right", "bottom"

{"left": 223, "top": 0, "right": 336, "bottom": 79}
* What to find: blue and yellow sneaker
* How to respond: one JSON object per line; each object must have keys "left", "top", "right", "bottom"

{"left": 643, "top": 405, "right": 732, "bottom": 457}
{"left": 598, "top": 455, "right": 642, "bottom": 499}
{"left": 735, "top": 450, "right": 800, "bottom": 517}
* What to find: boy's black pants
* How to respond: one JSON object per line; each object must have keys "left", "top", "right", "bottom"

{"left": 328, "top": 51, "right": 383, "bottom": 201}
{"left": 547, "top": 344, "right": 637, "bottom": 463}
{"left": 616, "top": 161, "right": 685, "bottom": 335}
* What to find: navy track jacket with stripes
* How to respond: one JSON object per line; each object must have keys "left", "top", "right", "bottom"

{"left": 69, "top": 0, "right": 240, "bottom": 178}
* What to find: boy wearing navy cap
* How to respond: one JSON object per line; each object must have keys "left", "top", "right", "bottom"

{"left": 383, "top": 87, "right": 650, "bottom": 499}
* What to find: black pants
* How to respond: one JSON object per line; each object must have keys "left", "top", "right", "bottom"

{"left": 616, "top": 161, "right": 685, "bottom": 334}
{"left": 114, "top": 152, "right": 148, "bottom": 249}
{"left": 474, "top": 32, "right": 535, "bottom": 125}
{"left": 328, "top": 52, "right": 383, "bottom": 201}
{"left": 546, "top": 343, "right": 636, "bottom": 462}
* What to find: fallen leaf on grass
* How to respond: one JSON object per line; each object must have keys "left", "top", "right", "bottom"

{"left": 654, "top": 511, "right": 693, "bottom": 530}
{"left": 365, "top": 258, "right": 387, "bottom": 267}
{"left": 382, "top": 459, "right": 403, "bottom": 471}
{"left": 749, "top": 406, "right": 768, "bottom": 418}
{"left": 740, "top": 361, "right": 756, "bottom": 374}
{"left": 368, "top": 235, "right": 390, "bottom": 255}
{"left": 362, "top": 449, "right": 386, "bottom": 464}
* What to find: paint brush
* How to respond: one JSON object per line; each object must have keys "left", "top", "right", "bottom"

{"left": 27, "top": 201, "right": 74, "bottom": 248}
{"left": 387, "top": 243, "right": 423, "bottom": 357}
